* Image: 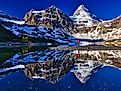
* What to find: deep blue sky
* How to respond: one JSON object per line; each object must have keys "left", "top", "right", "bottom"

{"left": 0, "top": 0, "right": 121, "bottom": 20}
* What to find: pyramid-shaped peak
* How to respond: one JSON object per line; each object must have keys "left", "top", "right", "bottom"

{"left": 72, "top": 4, "right": 101, "bottom": 27}
{"left": 76, "top": 5, "right": 89, "bottom": 12}
{"left": 73, "top": 4, "right": 90, "bottom": 17}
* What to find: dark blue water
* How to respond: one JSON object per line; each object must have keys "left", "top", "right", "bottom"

{"left": 0, "top": 67, "right": 121, "bottom": 91}
{"left": 1, "top": 47, "right": 121, "bottom": 91}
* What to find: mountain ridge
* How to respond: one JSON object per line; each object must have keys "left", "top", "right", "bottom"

{"left": 0, "top": 5, "right": 121, "bottom": 43}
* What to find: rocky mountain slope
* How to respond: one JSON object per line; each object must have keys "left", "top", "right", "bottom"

{"left": 0, "top": 10, "right": 21, "bottom": 21}
{"left": 72, "top": 5, "right": 121, "bottom": 41}
{"left": 0, "top": 4, "right": 121, "bottom": 43}
{"left": 24, "top": 5, "right": 77, "bottom": 34}
{"left": 0, "top": 6, "right": 77, "bottom": 44}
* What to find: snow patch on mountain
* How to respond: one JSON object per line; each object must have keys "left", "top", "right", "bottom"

{"left": 71, "top": 5, "right": 101, "bottom": 27}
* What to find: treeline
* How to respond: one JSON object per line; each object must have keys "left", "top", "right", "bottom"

{"left": 0, "top": 26, "right": 21, "bottom": 42}
{"left": 0, "top": 26, "right": 56, "bottom": 43}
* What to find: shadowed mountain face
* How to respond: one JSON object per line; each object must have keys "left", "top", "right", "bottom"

{"left": 24, "top": 5, "right": 77, "bottom": 34}
{"left": 1, "top": 47, "right": 121, "bottom": 84}
{"left": 0, "top": 5, "right": 78, "bottom": 44}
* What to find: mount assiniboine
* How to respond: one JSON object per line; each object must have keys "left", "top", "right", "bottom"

{"left": 0, "top": 5, "right": 121, "bottom": 43}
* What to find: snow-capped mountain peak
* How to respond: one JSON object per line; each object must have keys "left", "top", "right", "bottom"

{"left": 29, "top": 5, "right": 59, "bottom": 14}
{"left": 72, "top": 4, "right": 101, "bottom": 27}
{"left": 49, "top": 5, "right": 58, "bottom": 9}
{"left": 24, "top": 5, "right": 77, "bottom": 34}
{"left": 0, "top": 6, "right": 77, "bottom": 43}
{"left": 73, "top": 5, "right": 91, "bottom": 18}
{"left": 73, "top": 4, "right": 101, "bottom": 21}
{"left": 0, "top": 10, "right": 5, "bottom": 15}
{"left": 77, "top": 5, "right": 88, "bottom": 10}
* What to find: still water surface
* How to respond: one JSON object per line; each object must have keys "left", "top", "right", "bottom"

{"left": 0, "top": 46, "right": 121, "bottom": 91}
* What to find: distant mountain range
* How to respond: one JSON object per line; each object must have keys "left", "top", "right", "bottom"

{"left": 0, "top": 5, "right": 121, "bottom": 43}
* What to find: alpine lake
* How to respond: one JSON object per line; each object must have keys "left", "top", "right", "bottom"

{"left": 1, "top": 43, "right": 121, "bottom": 91}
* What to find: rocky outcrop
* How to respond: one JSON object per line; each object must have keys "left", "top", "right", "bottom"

{"left": 72, "top": 14, "right": 121, "bottom": 41}
{"left": 69, "top": 5, "right": 121, "bottom": 42}
{"left": 104, "top": 15, "right": 121, "bottom": 28}
{"left": 0, "top": 6, "right": 79, "bottom": 43}
{"left": 24, "top": 5, "right": 77, "bottom": 34}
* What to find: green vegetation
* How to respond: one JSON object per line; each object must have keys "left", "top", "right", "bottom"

{"left": 0, "top": 26, "right": 21, "bottom": 42}
{"left": 0, "top": 46, "right": 48, "bottom": 64}
{"left": 0, "top": 25, "right": 56, "bottom": 43}
{"left": 0, "top": 48, "right": 20, "bottom": 63}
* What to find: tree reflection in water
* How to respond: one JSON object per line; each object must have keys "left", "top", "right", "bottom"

{"left": 1, "top": 47, "right": 121, "bottom": 84}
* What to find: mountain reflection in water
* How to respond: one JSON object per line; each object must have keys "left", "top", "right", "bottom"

{"left": 1, "top": 46, "right": 121, "bottom": 85}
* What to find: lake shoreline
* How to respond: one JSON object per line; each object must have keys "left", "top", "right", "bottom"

{"left": 52, "top": 45, "right": 121, "bottom": 50}
{"left": 0, "top": 42, "right": 57, "bottom": 48}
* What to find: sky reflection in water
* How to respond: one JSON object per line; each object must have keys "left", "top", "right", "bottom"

{"left": 0, "top": 46, "right": 121, "bottom": 91}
